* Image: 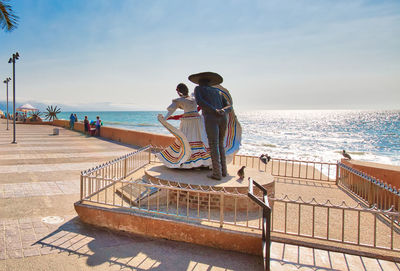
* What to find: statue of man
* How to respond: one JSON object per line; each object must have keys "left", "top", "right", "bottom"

{"left": 189, "top": 72, "right": 232, "bottom": 180}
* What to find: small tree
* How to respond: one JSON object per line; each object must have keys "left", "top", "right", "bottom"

{"left": 44, "top": 105, "right": 61, "bottom": 121}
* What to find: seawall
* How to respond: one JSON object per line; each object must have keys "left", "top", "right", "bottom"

{"left": 341, "top": 159, "right": 400, "bottom": 188}
{"left": 52, "top": 119, "right": 174, "bottom": 148}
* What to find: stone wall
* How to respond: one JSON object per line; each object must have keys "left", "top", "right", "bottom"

{"left": 52, "top": 119, "right": 174, "bottom": 148}
{"left": 342, "top": 159, "right": 400, "bottom": 188}
{"left": 74, "top": 202, "right": 262, "bottom": 256}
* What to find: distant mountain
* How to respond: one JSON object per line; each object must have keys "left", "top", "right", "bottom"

{"left": 0, "top": 100, "right": 49, "bottom": 112}
{"left": 0, "top": 99, "right": 156, "bottom": 112}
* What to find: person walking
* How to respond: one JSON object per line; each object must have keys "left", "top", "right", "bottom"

{"left": 95, "top": 116, "right": 101, "bottom": 136}
{"left": 69, "top": 113, "right": 75, "bottom": 129}
{"left": 84, "top": 116, "right": 90, "bottom": 135}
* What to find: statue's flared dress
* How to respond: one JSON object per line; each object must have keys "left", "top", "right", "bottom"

{"left": 156, "top": 85, "right": 241, "bottom": 169}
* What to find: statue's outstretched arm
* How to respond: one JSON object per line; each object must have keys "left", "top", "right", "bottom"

{"left": 164, "top": 100, "right": 178, "bottom": 119}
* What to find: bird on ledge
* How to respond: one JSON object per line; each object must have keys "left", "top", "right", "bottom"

{"left": 342, "top": 150, "right": 352, "bottom": 160}
{"left": 237, "top": 166, "right": 246, "bottom": 179}
{"left": 260, "top": 154, "right": 271, "bottom": 164}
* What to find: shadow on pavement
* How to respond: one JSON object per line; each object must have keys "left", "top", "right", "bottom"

{"left": 35, "top": 216, "right": 263, "bottom": 270}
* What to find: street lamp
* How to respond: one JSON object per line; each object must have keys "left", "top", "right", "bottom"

{"left": 8, "top": 52, "right": 19, "bottom": 144}
{"left": 3, "top": 77, "right": 11, "bottom": 130}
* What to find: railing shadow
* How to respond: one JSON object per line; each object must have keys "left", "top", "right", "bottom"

{"left": 34, "top": 216, "right": 263, "bottom": 270}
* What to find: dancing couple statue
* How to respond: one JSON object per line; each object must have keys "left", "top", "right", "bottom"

{"left": 156, "top": 72, "right": 241, "bottom": 180}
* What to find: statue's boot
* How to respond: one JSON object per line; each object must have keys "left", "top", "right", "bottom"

{"left": 207, "top": 142, "right": 222, "bottom": 180}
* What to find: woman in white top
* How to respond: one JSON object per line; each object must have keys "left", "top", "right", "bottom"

{"left": 157, "top": 83, "right": 211, "bottom": 168}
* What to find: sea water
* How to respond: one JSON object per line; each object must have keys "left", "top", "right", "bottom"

{"left": 58, "top": 110, "right": 400, "bottom": 166}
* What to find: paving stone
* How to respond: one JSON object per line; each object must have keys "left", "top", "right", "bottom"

{"left": 344, "top": 254, "right": 364, "bottom": 270}
{"left": 314, "top": 249, "right": 332, "bottom": 269}
{"left": 34, "top": 227, "right": 49, "bottom": 235}
{"left": 298, "top": 246, "right": 314, "bottom": 266}
{"left": 39, "top": 246, "right": 57, "bottom": 255}
{"left": 378, "top": 259, "right": 400, "bottom": 271}
{"left": 7, "top": 241, "right": 22, "bottom": 250}
{"left": 328, "top": 251, "right": 348, "bottom": 270}
{"left": 0, "top": 250, "right": 5, "bottom": 260}
{"left": 19, "top": 223, "right": 33, "bottom": 230}
{"left": 7, "top": 249, "right": 23, "bottom": 259}
{"left": 23, "top": 247, "right": 41, "bottom": 257}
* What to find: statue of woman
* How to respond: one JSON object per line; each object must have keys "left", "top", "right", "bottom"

{"left": 156, "top": 83, "right": 241, "bottom": 170}
{"left": 157, "top": 83, "right": 210, "bottom": 168}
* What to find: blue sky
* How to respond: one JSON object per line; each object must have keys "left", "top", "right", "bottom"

{"left": 0, "top": 0, "right": 399, "bottom": 111}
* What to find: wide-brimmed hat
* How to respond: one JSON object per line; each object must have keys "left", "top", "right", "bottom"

{"left": 188, "top": 72, "right": 223, "bottom": 85}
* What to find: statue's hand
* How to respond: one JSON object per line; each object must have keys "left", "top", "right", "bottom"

{"left": 157, "top": 114, "right": 164, "bottom": 120}
{"left": 216, "top": 109, "right": 225, "bottom": 116}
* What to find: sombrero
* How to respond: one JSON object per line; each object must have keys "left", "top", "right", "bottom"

{"left": 188, "top": 72, "right": 223, "bottom": 85}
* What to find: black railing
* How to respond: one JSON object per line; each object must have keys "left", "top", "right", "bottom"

{"left": 248, "top": 178, "right": 271, "bottom": 271}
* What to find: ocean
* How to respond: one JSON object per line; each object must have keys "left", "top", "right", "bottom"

{"left": 58, "top": 110, "right": 400, "bottom": 166}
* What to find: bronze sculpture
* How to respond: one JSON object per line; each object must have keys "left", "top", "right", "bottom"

{"left": 190, "top": 72, "right": 232, "bottom": 180}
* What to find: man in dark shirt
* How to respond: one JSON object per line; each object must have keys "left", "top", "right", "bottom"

{"left": 189, "top": 72, "right": 232, "bottom": 180}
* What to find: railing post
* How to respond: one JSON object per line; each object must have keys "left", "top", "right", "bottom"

{"left": 124, "top": 158, "right": 127, "bottom": 178}
{"left": 248, "top": 178, "right": 271, "bottom": 271}
{"left": 336, "top": 162, "right": 339, "bottom": 185}
{"left": 80, "top": 174, "right": 83, "bottom": 200}
{"left": 220, "top": 194, "right": 224, "bottom": 228}
{"left": 264, "top": 207, "right": 271, "bottom": 271}
{"left": 148, "top": 146, "right": 152, "bottom": 163}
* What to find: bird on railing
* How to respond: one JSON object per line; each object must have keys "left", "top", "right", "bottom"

{"left": 260, "top": 154, "right": 271, "bottom": 164}
{"left": 342, "top": 150, "right": 352, "bottom": 160}
{"left": 237, "top": 166, "right": 246, "bottom": 179}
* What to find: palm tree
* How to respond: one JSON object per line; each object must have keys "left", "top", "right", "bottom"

{"left": 0, "top": 0, "right": 18, "bottom": 32}
{"left": 44, "top": 105, "right": 61, "bottom": 121}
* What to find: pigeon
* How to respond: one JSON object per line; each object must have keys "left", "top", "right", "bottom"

{"left": 237, "top": 166, "right": 246, "bottom": 179}
{"left": 342, "top": 150, "right": 352, "bottom": 160}
{"left": 260, "top": 154, "right": 271, "bottom": 164}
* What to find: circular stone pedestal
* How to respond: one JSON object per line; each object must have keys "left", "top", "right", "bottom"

{"left": 145, "top": 163, "right": 274, "bottom": 189}
{"left": 144, "top": 163, "right": 275, "bottom": 211}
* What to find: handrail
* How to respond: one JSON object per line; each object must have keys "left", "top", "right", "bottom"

{"left": 271, "top": 158, "right": 337, "bottom": 182}
{"left": 81, "top": 145, "right": 151, "bottom": 177}
{"left": 248, "top": 178, "right": 271, "bottom": 271}
{"left": 338, "top": 162, "right": 400, "bottom": 211}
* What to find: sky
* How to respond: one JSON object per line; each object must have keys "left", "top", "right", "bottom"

{"left": 0, "top": 0, "right": 399, "bottom": 111}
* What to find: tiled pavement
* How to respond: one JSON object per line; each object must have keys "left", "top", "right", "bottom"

{"left": 0, "top": 180, "right": 79, "bottom": 198}
{"left": 0, "top": 215, "right": 399, "bottom": 270}
{"left": 0, "top": 121, "right": 399, "bottom": 270}
{"left": 0, "top": 151, "right": 131, "bottom": 160}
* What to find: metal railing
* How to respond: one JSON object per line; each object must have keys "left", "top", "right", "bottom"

{"left": 271, "top": 158, "right": 337, "bottom": 182}
{"left": 338, "top": 162, "right": 400, "bottom": 211}
{"left": 231, "top": 155, "right": 337, "bottom": 182}
{"left": 82, "top": 176, "right": 264, "bottom": 230}
{"left": 248, "top": 178, "right": 271, "bottom": 271}
{"left": 232, "top": 154, "right": 270, "bottom": 172}
{"left": 79, "top": 148, "right": 400, "bottom": 253}
{"left": 271, "top": 195, "right": 400, "bottom": 251}
{"left": 80, "top": 146, "right": 151, "bottom": 200}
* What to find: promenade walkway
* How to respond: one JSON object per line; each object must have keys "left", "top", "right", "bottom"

{"left": 0, "top": 120, "right": 398, "bottom": 270}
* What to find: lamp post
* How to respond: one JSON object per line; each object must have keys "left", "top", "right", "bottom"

{"left": 3, "top": 77, "right": 11, "bottom": 130}
{"left": 8, "top": 52, "right": 19, "bottom": 144}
